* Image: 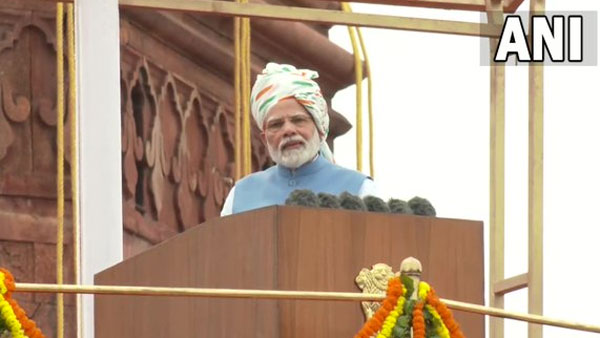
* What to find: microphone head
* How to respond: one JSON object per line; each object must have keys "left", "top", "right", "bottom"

{"left": 363, "top": 195, "right": 391, "bottom": 213}
{"left": 388, "top": 198, "right": 412, "bottom": 214}
{"left": 339, "top": 191, "right": 367, "bottom": 211}
{"left": 408, "top": 196, "right": 436, "bottom": 216}
{"left": 285, "top": 189, "right": 319, "bottom": 207}
{"left": 318, "top": 192, "right": 341, "bottom": 209}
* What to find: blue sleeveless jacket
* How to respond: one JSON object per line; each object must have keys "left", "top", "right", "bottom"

{"left": 232, "top": 155, "right": 367, "bottom": 214}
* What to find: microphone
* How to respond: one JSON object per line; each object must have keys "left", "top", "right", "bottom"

{"left": 339, "top": 191, "right": 367, "bottom": 211}
{"left": 285, "top": 189, "right": 319, "bottom": 207}
{"left": 408, "top": 196, "right": 436, "bottom": 216}
{"left": 363, "top": 195, "right": 391, "bottom": 213}
{"left": 318, "top": 192, "right": 341, "bottom": 209}
{"left": 388, "top": 198, "right": 412, "bottom": 214}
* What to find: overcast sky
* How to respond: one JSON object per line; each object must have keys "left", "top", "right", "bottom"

{"left": 330, "top": 1, "right": 600, "bottom": 337}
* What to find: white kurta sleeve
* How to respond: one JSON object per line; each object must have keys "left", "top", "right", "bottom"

{"left": 220, "top": 186, "right": 236, "bottom": 216}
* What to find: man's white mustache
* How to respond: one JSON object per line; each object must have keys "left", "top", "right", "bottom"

{"left": 279, "top": 136, "right": 306, "bottom": 151}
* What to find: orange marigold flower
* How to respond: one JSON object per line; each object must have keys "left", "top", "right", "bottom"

{"left": 0, "top": 268, "right": 15, "bottom": 292}
{"left": 412, "top": 302, "right": 426, "bottom": 338}
{"left": 374, "top": 316, "right": 385, "bottom": 327}
{"left": 389, "top": 288, "right": 403, "bottom": 297}
{"left": 0, "top": 268, "right": 46, "bottom": 338}
{"left": 386, "top": 279, "right": 401, "bottom": 295}
{"left": 383, "top": 303, "right": 394, "bottom": 311}
{"left": 426, "top": 287, "right": 465, "bottom": 338}
{"left": 24, "top": 319, "right": 35, "bottom": 330}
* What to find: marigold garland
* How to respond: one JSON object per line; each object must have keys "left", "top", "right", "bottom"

{"left": 0, "top": 268, "right": 46, "bottom": 338}
{"left": 412, "top": 301, "right": 426, "bottom": 338}
{"left": 425, "top": 285, "right": 465, "bottom": 338}
{"left": 426, "top": 303, "right": 451, "bottom": 338}
{"left": 355, "top": 277, "right": 464, "bottom": 338}
{"left": 355, "top": 277, "right": 404, "bottom": 338}
{"left": 376, "top": 287, "right": 406, "bottom": 338}
{"left": 0, "top": 270, "right": 24, "bottom": 338}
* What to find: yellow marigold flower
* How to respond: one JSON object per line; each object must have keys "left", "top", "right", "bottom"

{"left": 426, "top": 304, "right": 450, "bottom": 338}
{"left": 418, "top": 281, "right": 431, "bottom": 300}
{"left": 0, "top": 295, "right": 25, "bottom": 338}
{"left": 0, "top": 272, "right": 6, "bottom": 295}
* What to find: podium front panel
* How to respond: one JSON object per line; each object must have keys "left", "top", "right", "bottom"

{"left": 96, "top": 206, "right": 483, "bottom": 337}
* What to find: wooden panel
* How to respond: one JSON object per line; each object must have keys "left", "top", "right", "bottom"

{"left": 95, "top": 208, "right": 280, "bottom": 337}
{"left": 276, "top": 207, "right": 484, "bottom": 338}
{"left": 96, "top": 206, "right": 483, "bottom": 338}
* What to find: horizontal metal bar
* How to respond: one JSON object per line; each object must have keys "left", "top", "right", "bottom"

{"left": 16, "top": 282, "right": 383, "bottom": 301}
{"left": 14, "top": 282, "right": 600, "bottom": 334}
{"left": 299, "top": 0, "right": 523, "bottom": 13}
{"left": 45, "top": 0, "right": 525, "bottom": 13}
{"left": 120, "top": 0, "right": 502, "bottom": 38}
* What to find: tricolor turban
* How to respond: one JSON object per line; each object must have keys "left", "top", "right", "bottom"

{"left": 250, "top": 63, "right": 333, "bottom": 162}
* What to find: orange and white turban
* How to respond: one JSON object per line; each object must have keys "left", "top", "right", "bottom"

{"left": 250, "top": 63, "right": 333, "bottom": 162}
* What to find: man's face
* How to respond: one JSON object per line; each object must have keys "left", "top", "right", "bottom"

{"left": 261, "top": 98, "right": 322, "bottom": 168}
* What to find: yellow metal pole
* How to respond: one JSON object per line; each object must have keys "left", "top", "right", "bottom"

{"left": 55, "top": 3, "right": 65, "bottom": 338}
{"left": 341, "top": 3, "right": 364, "bottom": 172}
{"left": 65, "top": 3, "right": 82, "bottom": 338}
{"left": 241, "top": 14, "right": 251, "bottom": 175}
{"left": 528, "top": 0, "right": 544, "bottom": 337}
{"left": 354, "top": 29, "right": 375, "bottom": 178}
{"left": 244, "top": 17, "right": 252, "bottom": 175}
{"left": 234, "top": 15, "right": 242, "bottom": 180}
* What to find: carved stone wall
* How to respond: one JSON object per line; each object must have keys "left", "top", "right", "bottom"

{"left": 0, "top": 4, "right": 77, "bottom": 337}
{"left": 119, "top": 15, "right": 280, "bottom": 256}
{"left": 119, "top": 50, "right": 272, "bottom": 255}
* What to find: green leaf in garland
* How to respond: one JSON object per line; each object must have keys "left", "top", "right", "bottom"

{"left": 0, "top": 317, "right": 7, "bottom": 335}
{"left": 401, "top": 275, "right": 414, "bottom": 298}
{"left": 391, "top": 316, "right": 412, "bottom": 338}
{"left": 403, "top": 298, "right": 416, "bottom": 315}
{"left": 424, "top": 307, "right": 439, "bottom": 338}
{"left": 391, "top": 300, "right": 416, "bottom": 338}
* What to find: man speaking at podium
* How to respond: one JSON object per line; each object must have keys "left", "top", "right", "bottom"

{"left": 221, "top": 63, "right": 376, "bottom": 216}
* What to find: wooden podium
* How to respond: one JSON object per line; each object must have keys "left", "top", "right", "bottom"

{"left": 95, "top": 206, "right": 484, "bottom": 337}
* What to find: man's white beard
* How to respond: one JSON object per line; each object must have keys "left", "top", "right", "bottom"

{"left": 268, "top": 132, "right": 321, "bottom": 169}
